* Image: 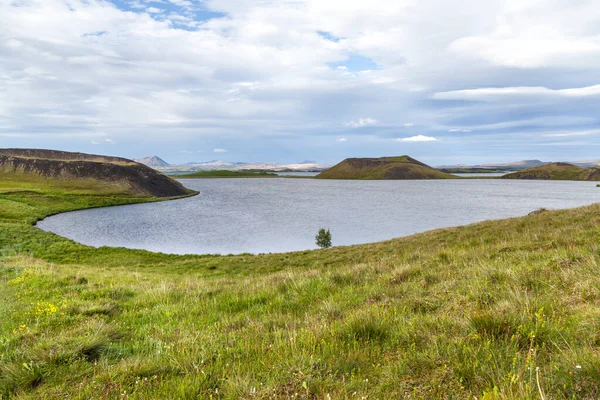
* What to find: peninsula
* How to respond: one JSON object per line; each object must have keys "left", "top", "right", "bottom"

{"left": 0, "top": 148, "right": 194, "bottom": 197}
{"left": 502, "top": 162, "right": 600, "bottom": 181}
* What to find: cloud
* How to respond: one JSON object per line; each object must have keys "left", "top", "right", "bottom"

{"left": 451, "top": 37, "right": 600, "bottom": 69}
{"left": 2, "top": 0, "right": 600, "bottom": 164}
{"left": 344, "top": 118, "right": 378, "bottom": 128}
{"left": 146, "top": 7, "right": 162, "bottom": 14}
{"left": 543, "top": 129, "right": 600, "bottom": 138}
{"left": 448, "top": 129, "right": 472, "bottom": 133}
{"left": 213, "top": 148, "right": 228, "bottom": 153}
{"left": 397, "top": 135, "right": 437, "bottom": 142}
{"left": 433, "top": 85, "right": 600, "bottom": 102}
{"left": 91, "top": 138, "right": 116, "bottom": 145}
{"left": 336, "top": 138, "right": 347, "bottom": 142}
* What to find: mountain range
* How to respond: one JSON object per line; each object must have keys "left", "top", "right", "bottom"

{"left": 137, "top": 158, "right": 330, "bottom": 172}
{"left": 438, "top": 159, "right": 600, "bottom": 170}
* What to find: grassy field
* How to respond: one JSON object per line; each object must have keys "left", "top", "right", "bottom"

{"left": 2, "top": 181, "right": 600, "bottom": 398}
{"left": 172, "top": 170, "right": 278, "bottom": 179}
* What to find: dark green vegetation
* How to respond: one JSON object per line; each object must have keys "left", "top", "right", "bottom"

{"left": 2, "top": 173, "right": 600, "bottom": 398}
{"left": 0, "top": 149, "right": 194, "bottom": 197}
{"left": 317, "top": 156, "right": 456, "bottom": 180}
{"left": 315, "top": 228, "right": 332, "bottom": 249}
{"left": 173, "top": 169, "right": 278, "bottom": 178}
{"left": 502, "top": 162, "right": 600, "bottom": 181}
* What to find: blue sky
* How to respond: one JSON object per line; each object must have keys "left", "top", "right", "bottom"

{"left": 2, "top": 0, "right": 600, "bottom": 165}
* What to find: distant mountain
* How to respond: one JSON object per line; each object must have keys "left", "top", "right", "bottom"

{"left": 317, "top": 156, "right": 456, "bottom": 180}
{"left": 160, "top": 160, "right": 330, "bottom": 172}
{"left": 437, "top": 160, "right": 547, "bottom": 170}
{"left": 135, "top": 156, "right": 169, "bottom": 167}
{"left": 502, "top": 163, "right": 600, "bottom": 181}
{"left": 571, "top": 160, "right": 600, "bottom": 168}
{"left": 439, "top": 159, "right": 600, "bottom": 170}
{"left": 481, "top": 160, "right": 546, "bottom": 168}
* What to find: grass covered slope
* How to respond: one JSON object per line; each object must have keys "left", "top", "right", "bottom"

{"left": 317, "top": 155, "right": 456, "bottom": 180}
{"left": 174, "top": 170, "right": 278, "bottom": 178}
{"left": 502, "top": 162, "right": 600, "bottom": 181}
{"left": 0, "top": 148, "right": 194, "bottom": 197}
{"left": 2, "top": 184, "right": 600, "bottom": 397}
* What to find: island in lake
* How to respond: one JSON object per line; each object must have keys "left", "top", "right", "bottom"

{"left": 316, "top": 155, "right": 456, "bottom": 180}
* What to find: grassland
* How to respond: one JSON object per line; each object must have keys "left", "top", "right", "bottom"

{"left": 503, "top": 163, "right": 600, "bottom": 181}
{"left": 317, "top": 156, "right": 456, "bottom": 180}
{"left": 2, "top": 180, "right": 600, "bottom": 399}
{"left": 173, "top": 170, "right": 278, "bottom": 178}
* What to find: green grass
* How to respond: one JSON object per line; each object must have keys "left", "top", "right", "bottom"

{"left": 2, "top": 179, "right": 600, "bottom": 398}
{"left": 173, "top": 170, "right": 278, "bottom": 179}
{"left": 0, "top": 170, "right": 135, "bottom": 195}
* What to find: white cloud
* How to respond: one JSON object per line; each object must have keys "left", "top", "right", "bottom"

{"left": 397, "top": 135, "right": 437, "bottom": 142}
{"left": 433, "top": 85, "right": 600, "bottom": 102}
{"left": 451, "top": 37, "right": 600, "bottom": 69}
{"left": 448, "top": 128, "right": 472, "bottom": 132}
{"left": 543, "top": 129, "right": 600, "bottom": 138}
{"left": 213, "top": 148, "right": 228, "bottom": 153}
{"left": 344, "top": 118, "right": 378, "bottom": 128}
{"left": 403, "top": 122, "right": 414, "bottom": 127}
{"left": 336, "top": 137, "right": 347, "bottom": 142}
{"left": 91, "top": 138, "right": 116, "bottom": 145}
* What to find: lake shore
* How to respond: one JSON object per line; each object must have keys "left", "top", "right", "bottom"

{"left": 37, "top": 178, "right": 600, "bottom": 255}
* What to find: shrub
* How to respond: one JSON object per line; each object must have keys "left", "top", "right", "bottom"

{"left": 315, "top": 228, "right": 332, "bottom": 249}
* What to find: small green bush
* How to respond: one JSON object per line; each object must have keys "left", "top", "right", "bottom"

{"left": 315, "top": 228, "right": 332, "bottom": 249}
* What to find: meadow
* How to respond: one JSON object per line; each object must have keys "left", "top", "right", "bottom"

{"left": 1, "top": 183, "right": 600, "bottom": 399}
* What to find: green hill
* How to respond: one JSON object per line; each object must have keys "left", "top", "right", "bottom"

{"left": 0, "top": 148, "right": 195, "bottom": 197}
{"left": 317, "top": 156, "right": 456, "bottom": 180}
{"left": 502, "top": 162, "right": 600, "bottom": 181}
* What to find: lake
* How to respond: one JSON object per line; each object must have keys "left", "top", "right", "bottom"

{"left": 38, "top": 179, "right": 600, "bottom": 255}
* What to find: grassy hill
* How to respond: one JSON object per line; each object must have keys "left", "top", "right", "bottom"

{"left": 174, "top": 170, "right": 278, "bottom": 178}
{"left": 0, "top": 149, "right": 195, "bottom": 197}
{"left": 502, "top": 162, "right": 600, "bottom": 181}
{"left": 1, "top": 174, "right": 600, "bottom": 398}
{"left": 317, "top": 156, "right": 456, "bottom": 180}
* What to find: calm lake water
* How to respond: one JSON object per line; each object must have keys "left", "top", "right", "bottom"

{"left": 38, "top": 179, "right": 600, "bottom": 255}
{"left": 452, "top": 172, "right": 511, "bottom": 177}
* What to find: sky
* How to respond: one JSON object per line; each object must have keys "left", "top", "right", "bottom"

{"left": 2, "top": 0, "right": 600, "bottom": 165}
